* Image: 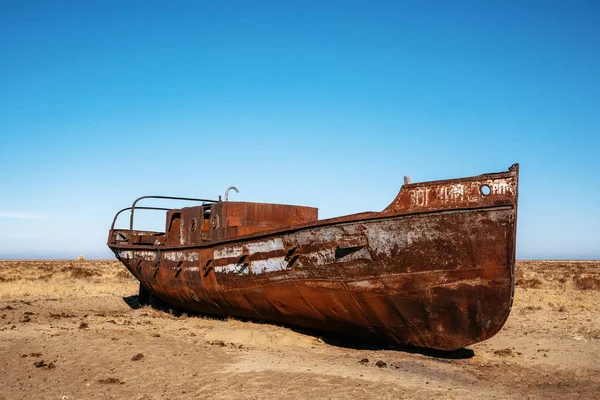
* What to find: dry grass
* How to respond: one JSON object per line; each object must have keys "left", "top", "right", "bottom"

{"left": 515, "top": 260, "right": 600, "bottom": 291}
{"left": 574, "top": 275, "right": 600, "bottom": 290}
{"left": 0, "top": 260, "right": 134, "bottom": 299}
{"left": 512, "top": 260, "right": 600, "bottom": 341}
{"left": 0, "top": 279, "right": 135, "bottom": 299}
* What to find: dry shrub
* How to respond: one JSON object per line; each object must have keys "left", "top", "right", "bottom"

{"left": 574, "top": 276, "right": 600, "bottom": 291}
{"left": 516, "top": 278, "right": 543, "bottom": 289}
{"left": 38, "top": 265, "right": 56, "bottom": 273}
{"left": 32, "top": 273, "right": 55, "bottom": 281}
{"left": 69, "top": 268, "right": 101, "bottom": 279}
{"left": 114, "top": 270, "right": 134, "bottom": 280}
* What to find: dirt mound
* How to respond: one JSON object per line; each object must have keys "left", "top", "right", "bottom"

{"left": 203, "top": 323, "right": 318, "bottom": 349}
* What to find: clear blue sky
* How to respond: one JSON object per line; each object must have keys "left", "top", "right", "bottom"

{"left": 1, "top": 0, "right": 598, "bottom": 259}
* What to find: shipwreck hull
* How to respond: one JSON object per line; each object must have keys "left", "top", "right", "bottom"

{"left": 109, "top": 163, "right": 518, "bottom": 350}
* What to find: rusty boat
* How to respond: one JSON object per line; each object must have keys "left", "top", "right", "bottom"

{"left": 108, "top": 164, "right": 519, "bottom": 350}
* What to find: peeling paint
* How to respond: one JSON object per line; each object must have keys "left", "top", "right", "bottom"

{"left": 118, "top": 250, "right": 156, "bottom": 261}
{"left": 214, "top": 256, "right": 289, "bottom": 275}
{"left": 164, "top": 251, "right": 198, "bottom": 262}
{"left": 214, "top": 238, "right": 284, "bottom": 259}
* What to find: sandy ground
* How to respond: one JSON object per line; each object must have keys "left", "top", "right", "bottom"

{"left": 0, "top": 260, "right": 599, "bottom": 400}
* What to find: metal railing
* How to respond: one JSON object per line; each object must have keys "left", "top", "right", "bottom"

{"left": 126, "top": 196, "right": 218, "bottom": 244}
{"left": 110, "top": 206, "right": 172, "bottom": 231}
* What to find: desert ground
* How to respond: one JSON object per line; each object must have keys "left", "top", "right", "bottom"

{"left": 0, "top": 260, "right": 598, "bottom": 400}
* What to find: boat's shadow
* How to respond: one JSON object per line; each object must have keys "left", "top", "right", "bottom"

{"left": 313, "top": 332, "right": 474, "bottom": 359}
{"left": 122, "top": 295, "right": 474, "bottom": 360}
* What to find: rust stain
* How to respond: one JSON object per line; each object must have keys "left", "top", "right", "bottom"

{"left": 108, "top": 164, "right": 519, "bottom": 350}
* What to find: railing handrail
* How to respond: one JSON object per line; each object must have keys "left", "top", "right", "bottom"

{"left": 128, "top": 195, "right": 218, "bottom": 244}
{"left": 110, "top": 206, "right": 173, "bottom": 231}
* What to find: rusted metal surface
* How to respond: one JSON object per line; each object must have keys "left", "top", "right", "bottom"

{"left": 108, "top": 164, "right": 519, "bottom": 350}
